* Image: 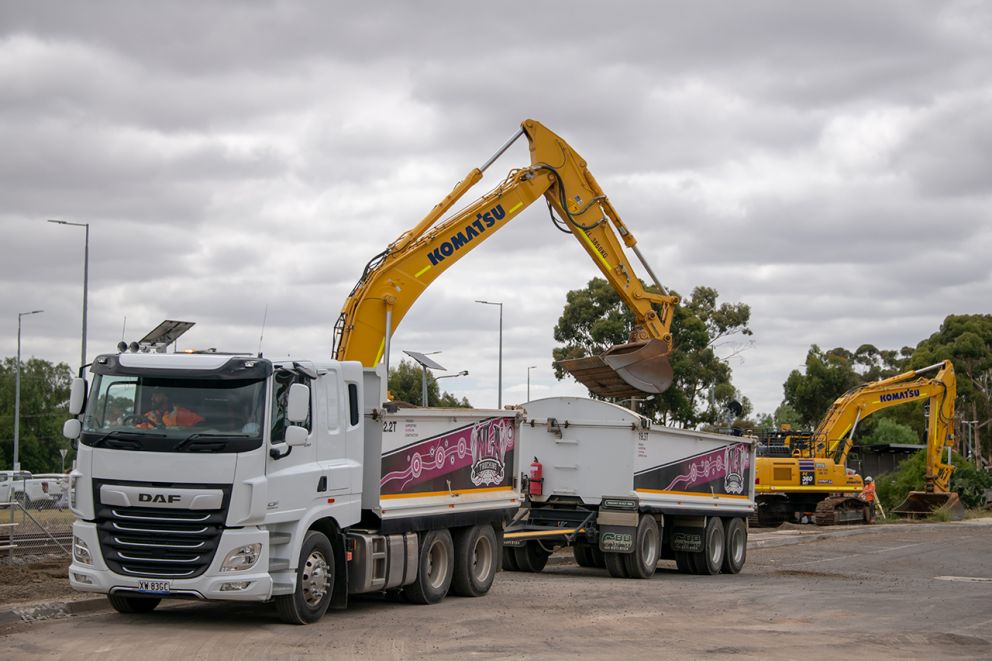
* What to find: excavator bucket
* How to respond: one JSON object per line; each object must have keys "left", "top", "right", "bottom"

{"left": 893, "top": 491, "right": 965, "bottom": 520}
{"left": 558, "top": 338, "right": 673, "bottom": 399}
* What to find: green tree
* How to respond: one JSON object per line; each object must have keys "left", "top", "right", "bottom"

{"left": 861, "top": 418, "right": 919, "bottom": 446}
{"left": 782, "top": 346, "right": 862, "bottom": 427}
{"left": 908, "top": 314, "right": 992, "bottom": 459}
{"left": 552, "top": 279, "right": 752, "bottom": 428}
{"left": 0, "top": 357, "right": 73, "bottom": 472}
{"left": 388, "top": 360, "right": 470, "bottom": 408}
{"left": 876, "top": 450, "right": 992, "bottom": 511}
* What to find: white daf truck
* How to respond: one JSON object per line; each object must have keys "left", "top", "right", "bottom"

{"left": 504, "top": 397, "right": 756, "bottom": 578}
{"left": 63, "top": 351, "right": 519, "bottom": 623}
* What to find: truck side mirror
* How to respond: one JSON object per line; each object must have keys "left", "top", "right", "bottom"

{"left": 284, "top": 425, "right": 309, "bottom": 447}
{"left": 287, "top": 383, "right": 310, "bottom": 423}
{"left": 69, "top": 378, "right": 87, "bottom": 415}
{"left": 63, "top": 418, "right": 82, "bottom": 440}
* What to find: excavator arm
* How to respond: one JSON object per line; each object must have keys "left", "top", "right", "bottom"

{"left": 333, "top": 119, "right": 679, "bottom": 397}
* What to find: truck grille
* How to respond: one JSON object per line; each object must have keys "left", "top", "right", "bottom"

{"left": 93, "top": 481, "right": 230, "bottom": 579}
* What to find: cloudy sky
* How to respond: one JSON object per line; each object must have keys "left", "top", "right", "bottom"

{"left": 1, "top": 1, "right": 990, "bottom": 417}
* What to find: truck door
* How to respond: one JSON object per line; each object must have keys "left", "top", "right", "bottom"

{"left": 264, "top": 369, "right": 319, "bottom": 515}
{"left": 313, "top": 369, "right": 353, "bottom": 494}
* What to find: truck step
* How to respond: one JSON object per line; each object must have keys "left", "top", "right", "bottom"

{"left": 269, "top": 559, "right": 290, "bottom": 572}
{"left": 268, "top": 532, "right": 292, "bottom": 545}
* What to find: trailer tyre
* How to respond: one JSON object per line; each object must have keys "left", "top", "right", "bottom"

{"left": 276, "top": 530, "right": 335, "bottom": 624}
{"left": 107, "top": 594, "right": 160, "bottom": 614}
{"left": 674, "top": 551, "right": 695, "bottom": 574}
{"left": 722, "top": 518, "right": 747, "bottom": 574}
{"left": 604, "top": 551, "right": 629, "bottom": 578}
{"left": 589, "top": 545, "right": 606, "bottom": 568}
{"left": 691, "top": 518, "right": 725, "bottom": 575}
{"left": 513, "top": 541, "right": 550, "bottom": 573}
{"left": 573, "top": 543, "right": 596, "bottom": 568}
{"left": 623, "top": 515, "right": 660, "bottom": 579}
{"left": 502, "top": 545, "right": 520, "bottom": 571}
{"left": 403, "top": 528, "right": 454, "bottom": 605}
{"left": 451, "top": 525, "right": 498, "bottom": 597}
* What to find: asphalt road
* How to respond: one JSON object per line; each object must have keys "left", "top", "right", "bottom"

{"left": 2, "top": 520, "right": 990, "bottom": 660}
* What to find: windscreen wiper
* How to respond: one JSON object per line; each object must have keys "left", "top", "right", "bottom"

{"left": 89, "top": 430, "right": 166, "bottom": 448}
{"left": 173, "top": 432, "right": 250, "bottom": 452}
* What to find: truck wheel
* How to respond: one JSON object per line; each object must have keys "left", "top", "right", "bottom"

{"left": 674, "top": 551, "right": 695, "bottom": 574}
{"left": 403, "top": 529, "right": 454, "bottom": 604}
{"left": 276, "top": 530, "right": 335, "bottom": 624}
{"left": 623, "top": 515, "right": 660, "bottom": 579}
{"left": 589, "top": 545, "right": 606, "bottom": 568}
{"left": 691, "top": 518, "right": 725, "bottom": 575}
{"left": 502, "top": 545, "right": 520, "bottom": 571}
{"left": 572, "top": 543, "right": 596, "bottom": 568}
{"left": 451, "top": 525, "right": 497, "bottom": 597}
{"left": 513, "top": 541, "right": 550, "bottom": 572}
{"left": 107, "top": 594, "right": 160, "bottom": 614}
{"left": 604, "top": 551, "right": 629, "bottom": 578}
{"left": 722, "top": 518, "right": 747, "bottom": 574}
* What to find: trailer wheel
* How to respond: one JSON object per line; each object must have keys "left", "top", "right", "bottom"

{"left": 674, "top": 551, "right": 695, "bottom": 574}
{"left": 589, "top": 545, "right": 606, "bottom": 568}
{"left": 604, "top": 551, "right": 629, "bottom": 578}
{"left": 691, "top": 518, "right": 725, "bottom": 575}
{"left": 623, "top": 515, "right": 660, "bottom": 579}
{"left": 451, "top": 525, "right": 498, "bottom": 597}
{"left": 502, "top": 545, "right": 520, "bottom": 571}
{"left": 276, "top": 530, "right": 335, "bottom": 624}
{"left": 513, "top": 541, "right": 550, "bottom": 573}
{"left": 403, "top": 528, "right": 454, "bottom": 605}
{"left": 573, "top": 543, "right": 596, "bottom": 568}
{"left": 107, "top": 594, "right": 160, "bottom": 614}
{"left": 722, "top": 518, "right": 747, "bottom": 574}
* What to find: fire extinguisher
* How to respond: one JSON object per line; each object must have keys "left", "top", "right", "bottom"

{"left": 528, "top": 457, "right": 543, "bottom": 496}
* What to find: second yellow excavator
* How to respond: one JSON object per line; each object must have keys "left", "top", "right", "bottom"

{"left": 755, "top": 360, "right": 960, "bottom": 525}
{"left": 332, "top": 119, "right": 679, "bottom": 398}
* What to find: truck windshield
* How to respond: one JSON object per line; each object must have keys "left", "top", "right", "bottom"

{"left": 80, "top": 374, "right": 266, "bottom": 453}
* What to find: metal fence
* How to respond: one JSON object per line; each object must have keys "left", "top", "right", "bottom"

{"left": 1, "top": 473, "right": 73, "bottom": 559}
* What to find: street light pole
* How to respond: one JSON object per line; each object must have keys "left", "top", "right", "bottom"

{"left": 48, "top": 219, "right": 89, "bottom": 370}
{"left": 475, "top": 300, "right": 503, "bottom": 408}
{"left": 15, "top": 310, "right": 44, "bottom": 471}
{"left": 527, "top": 365, "right": 537, "bottom": 402}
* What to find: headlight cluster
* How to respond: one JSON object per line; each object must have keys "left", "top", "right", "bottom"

{"left": 220, "top": 543, "right": 262, "bottom": 572}
{"left": 73, "top": 536, "right": 93, "bottom": 565}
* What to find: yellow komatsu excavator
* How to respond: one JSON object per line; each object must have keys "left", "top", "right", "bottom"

{"left": 332, "top": 119, "right": 679, "bottom": 398}
{"left": 755, "top": 360, "right": 960, "bottom": 526}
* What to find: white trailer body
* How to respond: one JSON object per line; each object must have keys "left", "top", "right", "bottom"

{"left": 505, "top": 397, "right": 755, "bottom": 578}
{"left": 65, "top": 352, "right": 518, "bottom": 623}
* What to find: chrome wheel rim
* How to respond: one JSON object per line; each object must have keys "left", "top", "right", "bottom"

{"left": 302, "top": 549, "right": 330, "bottom": 607}
{"left": 709, "top": 530, "right": 723, "bottom": 567}
{"left": 471, "top": 535, "right": 494, "bottom": 582}
{"left": 426, "top": 538, "right": 450, "bottom": 590}
{"left": 641, "top": 527, "right": 658, "bottom": 567}
{"left": 731, "top": 527, "right": 745, "bottom": 565}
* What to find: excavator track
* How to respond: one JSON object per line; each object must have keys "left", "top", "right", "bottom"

{"left": 814, "top": 496, "right": 869, "bottom": 526}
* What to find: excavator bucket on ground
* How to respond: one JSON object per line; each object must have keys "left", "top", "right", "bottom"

{"left": 558, "top": 338, "right": 674, "bottom": 400}
{"left": 893, "top": 491, "right": 965, "bottom": 520}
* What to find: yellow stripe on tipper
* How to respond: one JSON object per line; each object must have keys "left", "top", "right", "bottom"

{"left": 415, "top": 264, "right": 432, "bottom": 278}
{"left": 507, "top": 202, "right": 524, "bottom": 214}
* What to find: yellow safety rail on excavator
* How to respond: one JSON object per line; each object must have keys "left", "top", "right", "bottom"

{"left": 332, "top": 119, "right": 679, "bottom": 397}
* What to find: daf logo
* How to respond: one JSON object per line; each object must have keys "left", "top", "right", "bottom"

{"left": 138, "top": 493, "right": 182, "bottom": 504}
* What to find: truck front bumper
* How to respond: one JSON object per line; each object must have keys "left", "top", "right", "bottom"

{"left": 68, "top": 521, "right": 274, "bottom": 602}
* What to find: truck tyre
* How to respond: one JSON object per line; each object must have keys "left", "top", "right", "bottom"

{"left": 623, "top": 515, "right": 660, "bottom": 579}
{"left": 451, "top": 525, "right": 497, "bottom": 597}
{"left": 589, "top": 545, "right": 606, "bottom": 568}
{"left": 674, "top": 551, "right": 695, "bottom": 574}
{"left": 502, "top": 545, "right": 520, "bottom": 572}
{"left": 722, "top": 518, "right": 747, "bottom": 574}
{"left": 572, "top": 543, "right": 596, "bottom": 568}
{"left": 513, "top": 541, "right": 550, "bottom": 573}
{"left": 276, "top": 530, "right": 335, "bottom": 624}
{"left": 604, "top": 551, "right": 629, "bottom": 578}
{"left": 107, "top": 594, "right": 160, "bottom": 614}
{"left": 691, "top": 518, "right": 725, "bottom": 575}
{"left": 403, "top": 528, "right": 454, "bottom": 605}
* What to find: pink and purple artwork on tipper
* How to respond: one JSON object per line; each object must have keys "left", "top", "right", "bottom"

{"left": 380, "top": 417, "right": 516, "bottom": 496}
{"left": 634, "top": 442, "right": 752, "bottom": 496}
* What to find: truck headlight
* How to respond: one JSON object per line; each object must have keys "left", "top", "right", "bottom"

{"left": 73, "top": 536, "right": 93, "bottom": 565}
{"left": 220, "top": 543, "right": 262, "bottom": 572}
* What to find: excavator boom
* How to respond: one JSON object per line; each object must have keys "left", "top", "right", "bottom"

{"left": 333, "top": 119, "right": 678, "bottom": 398}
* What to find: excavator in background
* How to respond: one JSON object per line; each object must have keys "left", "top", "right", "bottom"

{"left": 332, "top": 119, "right": 679, "bottom": 398}
{"left": 754, "top": 360, "right": 960, "bottom": 526}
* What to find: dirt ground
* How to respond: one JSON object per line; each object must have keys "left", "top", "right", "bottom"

{"left": 0, "top": 556, "right": 78, "bottom": 606}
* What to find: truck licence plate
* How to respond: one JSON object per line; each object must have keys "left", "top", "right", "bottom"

{"left": 138, "top": 580, "right": 171, "bottom": 593}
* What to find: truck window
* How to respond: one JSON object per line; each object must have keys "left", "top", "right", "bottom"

{"left": 271, "top": 371, "right": 312, "bottom": 442}
{"left": 348, "top": 383, "right": 359, "bottom": 427}
{"left": 325, "top": 375, "right": 340, "bottom": 432}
